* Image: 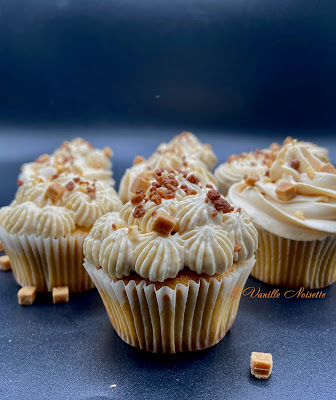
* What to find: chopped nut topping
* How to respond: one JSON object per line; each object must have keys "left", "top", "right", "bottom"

{"left": 211, "top": 210, "right": 218, "bottom": 217}
{"left": 244, "top": 173, "right": 260, "bottom": 186}
{"left": 131, "top": 193, "right": 146, "bottom": 204}
{"left": 65, "top": 181, "right": 75, "bottom": 191}
{"left": 45, "top": 182, "right": 66, "bottom": 201}
{"left": 213, "top": 197, "right": 234, "bottom": 213}
{"left": 206, "top": 189, "right": 221, "bottom": 200}
{"left": 35, "top": 154, "right": 49, "bottom": 163}
{"left": 234, "top": 245, "right": 242, "bottom": 252}
{"left": 0, "top": 255, "right": 11, "bottom": 271}
{"left": 133, "top": 204, "right": 146, "bottom": 218}
{"left": 17, "top": 179, "right": 23, "bottom": 186}
{"left": 205, "top": 184, "right": 214, "bottom": 189}
{"left": 306, "top": 166, "right": 315, "bottom": 179}
{"left": 319, "top": 163, "right": 336, "bottom": 174}
{"left": 130, "top": 176, "right": 151, "bottom": 194}
{"left": 103, "top": 146, "right": 113, "bottom": 158}
{"left": 276, "top": 182, "right": 296, "bottom": 201}
{"left": 86, "top": 184, "right": 96, "bottom": 194}
{"left": 52, "top": 174, "right": 60, "bottom": 180}
{"left": 18, "top": 286, "right": 36, "bottom": 306}
{"left": 186, "top": 174, "right": 200, "bottom": 185}
{"left": 133, "top": 155, "right": 146, "bottom": 165}
{"left": 73, "top": 177, "right": 81, "bottom": 183}
{"left": 181, "top": 185, "right": 197, "bottom": 196}
{"left": 295, "top": 210, "right": 305, "bottom": 220}
{"left": 290, "top": 159, "right": 300, "bottom": 170}
{"left": 250, "top": 352, "right": 273, "bottom": 380}
{"left": 265, "top": 169, "right": 270, "bottom": 177}
{"left": 152, "top": 211, "right": 176, "bottom": 237}
{"left": 149, "top": 192, "right": 162, "bottom": 205}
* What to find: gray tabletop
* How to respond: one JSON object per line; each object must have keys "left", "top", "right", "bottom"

{"left": 0, "top": 128, "right": 335, "bottom": 400}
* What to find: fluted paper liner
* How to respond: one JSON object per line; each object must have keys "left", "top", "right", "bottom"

{"left": 253, "top": 228, "right": 336, "bottom": 289}
{"left": 0, "top": 228, "right": 94, "bottom": 292}
{"left": 84, "top": 257, "right": 255, "bottom": 353}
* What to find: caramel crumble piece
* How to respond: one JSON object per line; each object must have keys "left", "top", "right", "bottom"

{"left": 319, "top": 163, "right": 336, "bottom": 174}
{"left": 206, "top": 189, "right": 221, "bottom": 200}
{"left": 250, "top": 352, "right": 273, "bottom": 380}
{"left": 211, "top": 210, "right": 218, "bottom": 217}
{"left": 17, "top": 179, "right": 23, "bottom": 186}
{"left": 133, "top": 204, "right": 145, "bottom": 218}
{"left": 152, "top": 211, "right": 176, "bottom": 237}
{"left": 73, "top": 177, "right": 81, "bottom": 183}
{"left": 290, "top": 159, "right": 300, "bottom": 170}
{"left": 0, "top": 255, "right": 11, "bottom": 271}
{"left": 133, "top": 155, "right": 146, "bottom": 165}
{"left": 162, "top": 190, "right": 175, "bottom": 199}
{"left": 205, "top": 198, "right": 209, "bottom": 203}
{"left": 276, "top": 182, "right": 296, "bottom": 201}
{"left": 213, "top": 197, "right": 234, "bottom": 213}
{"left": 65, "top": 181, "right": 75, "bottom": 191}
{"left": 86, "top": 184, "right": 96, "bottom": 194}
{"left": 35, "top": 154, "right": 49, "bottom": 163}
{"left": 52, "top": 286, "right": 69, "bottom": 304}
{"left": 205, "top": 184, "right": 214, "bottom": 189}
{"left": 90, "top": 160, "right": 104, "bottom": 169}
{"left": 0, "top": 240, "right": 4, "bottom": 253}
{"left": 18, "top": 286, "right": 36, "bottom": 306}
{"left": 112, "top": 222, "right": 126, "bottom": 230}
{"left": 186, "top": 174, "right": 200, "bottom": 185}
{"left": 52, "top": 174, "right": 60, "bottom": 180}
{"left": 295, "top": 210, "right": 305, "bottom": 220}
{"left": 234, "top": 245, "right": 242, "bottom": 252}
{"left": 306, "top": 166, "right": 315, "bottom": 179}
{"left": 131, "top": 193, "right": 145, "bottom": 204}
{"left": 265, "top": 169, "right": 270, "bottom": 177}
{"left": 244, "top": 173, "right": 260, "bottom": 186}
{"left": 149, "top": 192, "right": 162, "bottom": 205}
{"left": 130, "top": 176, "right": 151, "bottom": 194}
{"left": 45, "top": 182, "right": 66, "bottom": 201}
{"left": 103, "top": 146, "right": 113, "bottom": 158}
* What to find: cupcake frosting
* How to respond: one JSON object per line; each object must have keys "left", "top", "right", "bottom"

{"left": 0, "top": 141, "right": 122, "bottom": 239}
{"left": 19, "top": 138, "right": 115, "bottom": 186}
{"left": 84, "top": 169, "right": 258, "bottom": 282}
{"left": 228, "top": 140, "right": 336, "bottom": 241}
{"left": 215, "top": 137, "right": 329, "bottom": 194}
{"left": 119, "top": 132, "right": 218, "bottom": 203}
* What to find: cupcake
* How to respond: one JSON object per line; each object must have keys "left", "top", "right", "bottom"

{"left": 83, "top": 168, "right": 258, "bottom": 353}
{"left": 215, "top": 137, "right": 329, "bottom": 195}
{"left": 119, "top": 132, "right": 218, "bottom": 203}
{"left": 0, "top": 138, "right": 122, "bottom": 298}
{"left": 228, "top": 139, "right": 336, "bottom": 289}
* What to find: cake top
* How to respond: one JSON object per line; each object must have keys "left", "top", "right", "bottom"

{"left": 214, "top": 137, "right": 329, "bottom": 194}
{"left": 0, "top": 139, "right": 122, "bottom": 237}
{"left": 84, "top": 168, "right": 258, "bottom": 282}
{"left": 228, "top": 139, "right": 336, "bottom": 241}
{"left": 19, "top": 138, "right": 115, "bottom": 186}
{"left": 118, "top": 132, "right": 218, "bottom": 203}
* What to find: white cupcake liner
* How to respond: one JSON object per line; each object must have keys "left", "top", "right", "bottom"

{"left": 0, "top": 227, "right": 94, "bottom": 292}
{"left": 253, "top": 228, "right": 336, "bottom": 289}
{"left": 84, "top": 257, "right": 255, "bottom": 353}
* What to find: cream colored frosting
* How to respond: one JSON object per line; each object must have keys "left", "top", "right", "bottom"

{"left": 19, "top": 138, "right": 115, "bottom": 186}
{"left": 228, "top": 141, "right": 336, "bottom": 241}
{"left": 84, "top": 169, "right": 258, "bottom": 282}
{"left": 215, "top": 139, "right": 329, "bottom": 195}
{"left": 119, "top": 132, "right": 218, "bottom": 203}
{"left": 0, "top": 141, "right": 122, "bottom": 238}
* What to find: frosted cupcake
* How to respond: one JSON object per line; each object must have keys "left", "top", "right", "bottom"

{"left": 215, "top": 137, "right": 329, "bottom": 195}
{"left": 0, "top": 139, "right": 122, "bottom": 300}
{"left": 119, "top": 132, "right": 218, "bottom": 203}
{"left": 84, "top": 168, "right": 257, "bottom": 353}
{"left": 228, "top": 139, "right": 336, "bottom": 289}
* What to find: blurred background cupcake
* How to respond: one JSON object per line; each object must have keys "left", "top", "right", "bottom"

{"left": 228, "top": 139, "right": 336, "bottom": 289}
{"left": 0, "top": 138, "right": 122, "bottom": 301}
{"left": 84, "top": 168, "right": 257, "bottom": 353}
{"left": 118, "top": 132, "right": 218, "bottom": 203}
{"left": 215, "top": 137, "right": 329, "bottom": 195}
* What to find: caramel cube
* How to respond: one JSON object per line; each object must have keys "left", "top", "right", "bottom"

{"left": 18, "top": 286, "right": 37, "bottom": 306}
{"left": 250, "top": 352, "right": 273, "bottom": 380}
{"left": 244, "top": 173, "right": 260, "bottom": 186}
{"left": 276, "top": 182, "right": 296, "bottom": 201}
{"left": 128, "top": 225, "right": 139, "bottom": 241}
{"left": 103, "top": 146, "right": 113, "bottom": 158}
{"left": 319, "top": 163, "right": 336, "bottom": 174}
{"left": 45, "top": 182, "right": 66, "bottom": 201}
{"left": 52, "top": 286, "right": 69, "bottom": 304}
{"left": 130, "top": 176, "right": 151, "bottom": 194}
{"left": 152, "top": 211, "right": 176, "bottom": 237}
{"left": 133, "top": 155, "right": 146, "bottom": 165}
{"left": 0, "top": 255, "right": 11, "bottom": 271}
{"left": 0, "top": 240, "right": 4, "bottom": 253}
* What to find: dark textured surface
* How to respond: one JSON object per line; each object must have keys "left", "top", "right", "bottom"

{"left": 0, "top": 129, "right": 335, "bottom": 400}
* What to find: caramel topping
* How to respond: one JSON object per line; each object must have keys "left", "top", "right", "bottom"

{"left": 276, "top": 182, "right": 296, "bottom": 201}
{"left": 45, "top": 182, "right": 66, "bottom": 201}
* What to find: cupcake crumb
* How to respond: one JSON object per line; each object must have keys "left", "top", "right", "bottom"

{"left": 0, "top": 255, "right": 11, "bottom": 271}
{"left": 250, "top": 352, "right": 273, "bottom": 380}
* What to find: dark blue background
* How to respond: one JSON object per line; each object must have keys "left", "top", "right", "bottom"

{"left": 1, "top": 0, "right": 336, "bottom": 131}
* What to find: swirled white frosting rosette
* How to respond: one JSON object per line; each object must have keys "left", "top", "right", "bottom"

{"left": 84, "top": 168, "right": 258, "bottom": 353}
{"left": 0, "top": 138, "right": 122, "bottom": 295}
{"left": 118, "top": 132, "right": 218, "bottom": 203}
{"left": 215, "top": 137, "right": 329, "bottom": 195}
{"left": 228, "top": 139, "right": 336, "bottom": 289}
